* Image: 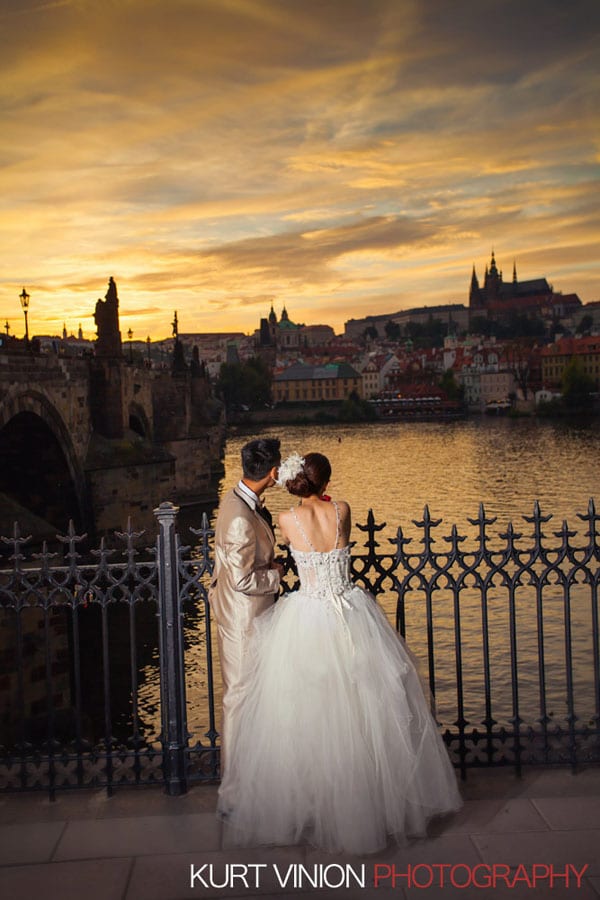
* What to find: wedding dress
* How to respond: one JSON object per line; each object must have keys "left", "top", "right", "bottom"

{"left": 218, "top": 502, "right": 462, "bottom": 855}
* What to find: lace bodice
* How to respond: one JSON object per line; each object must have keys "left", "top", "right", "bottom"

{"left": 291, "top": 544, "right": 353, "bottom": 600}
{"left": 288, "top": 502, "right": 353, "bottom": 608}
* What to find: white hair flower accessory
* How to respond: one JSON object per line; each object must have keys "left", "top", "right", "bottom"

{"left": 276, "top": 453, "right": 305, "bottom": 487}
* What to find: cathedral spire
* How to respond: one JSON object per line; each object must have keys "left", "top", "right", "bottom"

{"left": 469, "top": 264, "right": 481, "bottom": 308}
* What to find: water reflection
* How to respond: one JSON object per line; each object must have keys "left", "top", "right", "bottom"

{"left": 217, "top": 417, "right": 600, "bottom": 530}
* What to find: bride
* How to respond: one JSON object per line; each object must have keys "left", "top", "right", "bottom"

{"left": 218, "top": 451, "right": 462, "bottom": 855}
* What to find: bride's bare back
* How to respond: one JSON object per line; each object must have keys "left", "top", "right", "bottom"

{"left": 279, "top": 498, "right": 351, "bottom": 553}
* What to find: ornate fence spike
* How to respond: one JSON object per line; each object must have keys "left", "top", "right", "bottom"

{"left": 412, "top": 505, "right": 442, "bottom": 553}
{"left": 498, "top": 520, "right": 523, "bottom": 556}
{"left": 577, "top": 498, "right": 600, "bottom": 550}
{"left": 31, "top": 540, "right": 58, "bottom": 573}
{"left": 189, "top": 512, "right": 215, "bottom": 575}
{"left": 444, "top": 523, "right": 466, "bottom": 554}
{"left": 56, "top": 519, "right": 87, "bottom": 574}
{"left": 389, "top": 525, "right": 412, "bottom": 566}
{"left": 115, "top": 517, "right": 145, "bottom": 562}
{"left": 467, "top": 502, "right": 497, "bottom": 528}
{"left": 91, "top": 535, "right": 116, "bottom": 568}
{"left": 355, "top": 508, "right": 386, "bottom": 555}
{"left": 1, "top": 521, "right": 32, "bottom": 572}
{"left": 414, "top": 504, "right": 443, "bottom": 530}
{"left": 555, "top": 519, "right": 577, "bottom": 545}
{"left": 523, "top": 499, "right": 553, "bottom": 527}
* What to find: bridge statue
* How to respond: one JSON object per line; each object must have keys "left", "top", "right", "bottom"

{"left": 94, "top": 277, "right": 122, "bottom": 357}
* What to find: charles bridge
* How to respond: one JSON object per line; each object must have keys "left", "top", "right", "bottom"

{"left": 0, "top": 279, "right": 225, "bottom": 540}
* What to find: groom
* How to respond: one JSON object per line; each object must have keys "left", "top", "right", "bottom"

{"left": 209, "top": 437, "right": 282, "bottom": 780}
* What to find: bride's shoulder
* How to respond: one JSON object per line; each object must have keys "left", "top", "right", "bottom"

{"left": 333, "top": 498, "right": 351, "bottom": 516}
{"left": 278, "top": 506, "right": 295, "bottom": 524}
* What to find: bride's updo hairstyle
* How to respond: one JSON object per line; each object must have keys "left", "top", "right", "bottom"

{"left": 286, "top": 452, "right": 331, "bottom": 498}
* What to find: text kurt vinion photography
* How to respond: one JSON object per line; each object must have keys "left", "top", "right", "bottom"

{"left": 189, "top": 861, "right": 590, "bottom": 891}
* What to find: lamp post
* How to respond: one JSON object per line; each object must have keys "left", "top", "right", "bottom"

{"left": 146, "top": 335, "right": 151, "bottom": 364}
{"left": 19, "top": 287, "right": 30, "bottom": 346}
{"left": 127, "top": 328, "right": 133, "bottom": 363}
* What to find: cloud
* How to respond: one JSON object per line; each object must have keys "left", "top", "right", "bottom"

{"left": 0, "top": 0, "right": 597, "bottom": 337}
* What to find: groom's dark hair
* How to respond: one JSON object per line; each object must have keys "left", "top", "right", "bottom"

{"left": 241, "top": 438, "right": 281, "bottom": 480}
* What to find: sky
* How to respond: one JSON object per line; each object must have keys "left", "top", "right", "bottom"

{"left": 0, "top": 0, "right": 598, "bottom": 340}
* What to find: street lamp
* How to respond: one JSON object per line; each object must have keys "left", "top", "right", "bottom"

{"left": 127, "top": 327, "right": 133, "bottom": 363}
{"left": 19, "top": 287, "right": 30, "bottom": 346}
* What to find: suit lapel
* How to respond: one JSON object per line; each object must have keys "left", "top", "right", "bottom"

{"left": 233, "top": 485, "right": 253, "bottom": 510}
{"left": 233, "top": 487, "right": 274, "bottom": 542}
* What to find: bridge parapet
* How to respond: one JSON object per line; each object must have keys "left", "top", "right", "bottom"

{"left": 0, "top": 349, "right": 225, "bottom": 538}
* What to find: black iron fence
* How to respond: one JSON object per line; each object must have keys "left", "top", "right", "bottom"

{"left": 0, "top": 499, "right": 598, "bottom": 797}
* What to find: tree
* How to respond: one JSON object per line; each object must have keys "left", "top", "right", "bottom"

{"left": 384, "top": 320, "right": 401, "bottom": 341}
{"left": 561, "top": 357, "right": 595, "bottom": 410}
{"left": 216, "top": 356, "right": 272, "bottom": 408}
{"left": 404, "top": 316, "right": 446, "bottom": 349}
{"left": 505, "top": 344, "right": 533, "bottom": 400}
{"left": 577, "top": 314, "right": 593, "bottom": 335}
{"left": 338, "top": 390, "right": 377, "bottom": 422}
{"left": 439, "top": 369, "right": 463, "bottom": 401}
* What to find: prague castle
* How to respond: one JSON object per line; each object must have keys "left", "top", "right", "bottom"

{"left": 346, "top": 251, "right": 583, "bottom": 339}
{"left": 469, "top": 251, "right": 582, "bottom": 323}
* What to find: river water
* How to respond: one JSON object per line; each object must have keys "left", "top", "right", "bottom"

{"left": 142, "top": 417, "right": 600, "bottom": 747}
{"left": 217, "top": 416, "right": 599, "bottom": 530}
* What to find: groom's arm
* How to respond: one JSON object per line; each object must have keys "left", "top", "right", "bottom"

{"left": 223, "top": 515, "right": 280, "bottom": 597}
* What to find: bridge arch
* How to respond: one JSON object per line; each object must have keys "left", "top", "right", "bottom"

{"left": 0, "top": 390, "right": 87, "bottom": 531}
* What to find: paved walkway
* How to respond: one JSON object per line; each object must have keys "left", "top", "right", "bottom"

{"left": 1, "top": 767, "right": 599, "bottom": 899}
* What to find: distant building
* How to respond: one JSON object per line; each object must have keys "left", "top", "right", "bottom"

{"left": 302, "top": 324, "right": 336, "bottom": 347}
{"left": 579, "top": 301, "right": 600, "bottom": 331}
{"left": 358, "top": 357, "right": 382, "bottom": 399}
{"left": 459, "top": 347, "right": 501, "bottom": 409}
{"left": 178, "top": 332, "right": 252, "bottom": 377}
{"left": 256, "top": 305, "right": 304, "bottom": 354}
{"left": 469, "top": 251, "right": 582, "bottom": 326}
{"left": 479, "top": 369, "right": 517, "bottom": 408}
{"left": 541, "top": 335, "right": 600, "bottom": 389}
{"left": 273, "top": 362, "right": 362, "bottom": 403}
{"left": 345, "top": 304, "right": 468, "bottom": 340}
{"left": 344, "top": 312, "right": 395, "bottom": 341}
{"left": 180, "top": 332, "right": 246, "bottom": 345}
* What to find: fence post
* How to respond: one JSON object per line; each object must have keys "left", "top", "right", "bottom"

{"left": 154, "top": 501, "right": 189, "bottom": 795}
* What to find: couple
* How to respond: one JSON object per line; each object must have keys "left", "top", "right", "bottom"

{"left": 209, "top": 437, "right": 461, "bottom": 855}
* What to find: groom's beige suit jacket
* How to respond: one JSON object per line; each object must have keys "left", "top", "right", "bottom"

{"left": 209, "top": 486, "right": 279, "bottom": 772}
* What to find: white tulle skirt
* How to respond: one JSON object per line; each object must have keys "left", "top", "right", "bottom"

{"left": 219, "top": 582, "right": 462, "bottom": 855}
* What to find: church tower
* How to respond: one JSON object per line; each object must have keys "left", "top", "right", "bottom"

{"left": 469, "top": 265, "right": 481, "bottom": 308}
{"left": 484, "top": 250, "right": 502, "bottom": 301}
{"left": 268, "top": 304, "right": 277, "bottom": 343}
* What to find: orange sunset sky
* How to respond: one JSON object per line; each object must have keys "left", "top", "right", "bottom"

{"left": 0, "top": 0, "right": 598, "bottom": 341}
